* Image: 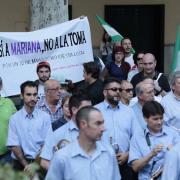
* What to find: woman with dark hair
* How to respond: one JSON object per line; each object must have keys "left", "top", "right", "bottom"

{"left": 52, "top": 95, "right": 71, "bottom": 131}
{"left": 102, "top": 46, "right": 130, "bottom": 80}
{"left": 99, "top": 32, "right": 113, "bottom": 65}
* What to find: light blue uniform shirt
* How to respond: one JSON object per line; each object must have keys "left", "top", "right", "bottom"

{"left": 40, "top": 120, "right": 79, "bottom": 160}
{"left": 45, "top": 140, "right": 121, "bottom": 180}
{"left": 128, "top": 125, "right": 180, "bottom": 180}
{"left": 161, "top": 142, "right": 180, "bottom": 180}
{"left": 7, "top": 107, "right": 52, "bottom": 159}
{"left": 95, "top": 101, "right": 141, "bottom": 140}
{"left": 100, "top": 103, "right": 130, "bottom": 152}
{"left": 161, "top": 91, "right": 180, "bottom": 133}
{"left": 131, "top": 102, "right": 147, "bottom": 130}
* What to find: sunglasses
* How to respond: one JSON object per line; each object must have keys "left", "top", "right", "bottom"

{"left": 121, "top": 88, "right": 133, "bottom": 93}
{"left": 105, "top": 87, "right": 121, "bottom": 92}
{"left": 137, "top": 57, "right": 143, "bottom": 60}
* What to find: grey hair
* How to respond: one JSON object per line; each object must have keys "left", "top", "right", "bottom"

{"left": 135, "top": 82, "right": 144, "bottom": 96}
{"left": 169, "top": 71, "right": 180, "bottom": 86}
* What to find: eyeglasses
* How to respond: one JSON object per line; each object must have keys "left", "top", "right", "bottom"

{"left": 137, "top": 57, "right": 143, "bottom": 60}
{"left": 105, "top": 88, "right": 121, "bottom": 92}
{"left": 121, "top": 88, "right": 133, "bottom": 93}
{"left": 47, "top": 87, "right": 61, "bottom": 92}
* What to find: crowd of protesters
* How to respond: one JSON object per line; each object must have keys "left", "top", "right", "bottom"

{"left": 0, "top": 36, "right": 180, "bottom": 180}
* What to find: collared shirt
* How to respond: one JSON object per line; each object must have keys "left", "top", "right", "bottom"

{"left": 131, "top": 102, "right": 146, "bottom": 130}
{"left": 51, "top": 116, "right": 69, "bottom": 131}
{"left": 7, "top": 107, "right": 52, "bottom": 159}
{"left": 161, "top": 91, "right": 180, "bottom": 133}
{"left": 95, "top": 101, "right": 140, "bottom": 152}
{"left": 36, "top": 98, "right": 62, "bottom": 123}
{"left": 128, "top": 126, "right": 180, "bottom": 180}
{"left": 0, "top": 97, "right": 16, "bottom": 155}
{"left": 45, "top": 139, "right": 121, "bottom": 180}
{"left": 40, "top": 120, "right": 79, "bottom": 161}
{"left": 161, "top": 142, "right": 180, "bottom": 180}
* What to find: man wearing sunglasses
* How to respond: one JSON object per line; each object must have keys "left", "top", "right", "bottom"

{"left": 119, "top": 80, "right": 134, "bottom": 106}
{"left": 95, "top": 78, "right": 140, "bottom": 180}
{"left": 127, "top": 52, "right": 144, "bottom": 82}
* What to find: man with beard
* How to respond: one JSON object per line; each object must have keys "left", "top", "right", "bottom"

{"left": 121, "top": 37, "right": 135, "bottom": 69}
{"left": 45, "top": 106, "right": 121, "bottom": 180}
{"left": 35, "top": 61, "right": 51, "bottom": 98}
{"left": 95, "top": 78, "right": 140, "bottom": 180}
{"left": 7, "top": 81, "right": 52, "bottom": 176}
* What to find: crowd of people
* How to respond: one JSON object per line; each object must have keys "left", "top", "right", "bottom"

{"left": 0, "top": 36, "right": 180, "bottom": 180}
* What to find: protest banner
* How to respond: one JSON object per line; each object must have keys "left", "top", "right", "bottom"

{"left": 0, "top": 17, "right": 93, "bottom": 97}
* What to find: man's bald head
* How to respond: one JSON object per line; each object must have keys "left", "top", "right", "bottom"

{"left": 44, "top": 79, "right": 60, "bottom": 91}
{"left": 142, "top": 53, "right": 157, "bottom": 75}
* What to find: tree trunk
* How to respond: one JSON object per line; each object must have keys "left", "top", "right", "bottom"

{"left": 30, "top": 0, "right": 68, "bottom": 31}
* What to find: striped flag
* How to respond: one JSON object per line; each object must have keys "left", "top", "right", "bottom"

{"left": 171, "top": 25, "right": 180, "bottom": 72}
{"left": 96, "top": 15, "right": 135, "bottom": 53}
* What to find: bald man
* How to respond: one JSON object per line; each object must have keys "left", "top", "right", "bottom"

{"left": 36, "top": 79, "right": 63, "bottom": 123}
{"left": 131, "top": 53, "right": 170, "bottom": 96}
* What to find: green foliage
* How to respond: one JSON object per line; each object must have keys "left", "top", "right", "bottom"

{"left": 0, "top": 163, "right": 40, "bottom": 180}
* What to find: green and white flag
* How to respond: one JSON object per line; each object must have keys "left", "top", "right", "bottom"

{"left": 171, "top": 25, "right": 180, "bottom": 72}
{"left": 96, "top": 15, "right": 135, "bottom": 53}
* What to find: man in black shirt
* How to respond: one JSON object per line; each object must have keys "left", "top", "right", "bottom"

{"left": 131, "top": 53, "right": 170, "bottom": 96}
{"left": 74, "top": 62, "right": 104, "bottom": 105}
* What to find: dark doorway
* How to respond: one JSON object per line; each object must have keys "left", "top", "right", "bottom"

{"left": 105, "top": 5, "right": 164, "bottom": 72}
{"left": 68, "top": 5, "right": 72, "bottom": 20}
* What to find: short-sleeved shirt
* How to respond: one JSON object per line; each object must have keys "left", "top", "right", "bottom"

{"left": 51, "top": 116, "right": 69, "bottom": 131}
{"left": 161, "top": 91, "right": 180, "bottom": 134}
{"left": 0, "top": 97, "right": 16, "bottom": 155}
{"left": 45, "top": 140, "right": 121, "bottom": 180}
{"left": 40, "top": 120, "right": 79, "bottom": 161}
{"left": 7, "top": 107, "right": 52, "bottom": 159}
{"left": 161, "top": 142, "right": 180, "bottom": 180}
{"left": 95, "top": 101, "right": 141, "bottom": 141}
{"left": 128, "top": 126, "right": 180, "bottom": 180}
{"left": 131, "top": 102, "right": 146, "bottom": 130}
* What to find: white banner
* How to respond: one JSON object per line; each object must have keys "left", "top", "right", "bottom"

{"left": 0, "top": 17, "right": 93, "bottom": 97}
